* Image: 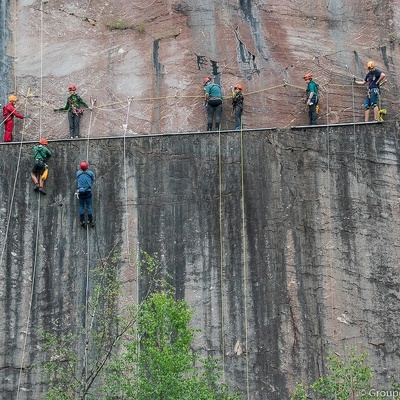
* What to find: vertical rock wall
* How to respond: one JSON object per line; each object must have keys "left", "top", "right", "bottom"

{"left": 0, "top": 0, "right": 399, "bottom": 140}
{"left": 0, "top": 123, "right": 399, "bottom": 399}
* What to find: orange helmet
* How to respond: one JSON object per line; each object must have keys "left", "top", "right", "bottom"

{"left": 234, "top": 84, "right": 243, "bottom": 90}
{"left": 203, "top": 77, "right": 211, "bottom": 86}
{"left": 80, "top": 161, "right": 88, "bottom": 171}
{"left": 8, "top": 95, "right": 18, "bottom": 102}
{"left": 68, "top": 84, "right": 77, "bottom": 91}
{"left": 39, "top": 138, "right": 48, "bottom": 145}
{"left": 367, "top": 61, "right": 375, "bottom": 69}
{"left": 303, "top": 73, "right": 313, "bottom": 80}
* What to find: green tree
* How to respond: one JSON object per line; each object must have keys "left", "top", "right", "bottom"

{"left": 103, "top": 290, "right": 240, "bottom": 400}
{"left": 311, "top": 348, "right": 372, "bottom": 399}
{"left": 40, "top": 252, "right": 239, "bottom": 400}
{"left": 40, "top": 251, "right": 164, "bottom": 399}
{"left": 291, "top": 347, "right": 399, "bottom": 400}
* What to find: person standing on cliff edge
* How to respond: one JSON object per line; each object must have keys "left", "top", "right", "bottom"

{"left": 54, "top": 84, "right": 91, "bottom": 138}
{"left": 231, "top": 83, "right": 244, "bottom": 131}
{"left": 203, "top": 76, "right": 223, "bottom": 131}
{"left": 2, "top": 95, "right": 27, "bottom": 142}
{"left": 303, "top": 73, "right": 319, "bottom": 125}
{"left": 354, "top": 61, "right": 386, "bottom": 122}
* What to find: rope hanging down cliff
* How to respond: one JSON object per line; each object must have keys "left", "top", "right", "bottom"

{"left": 121, "top": 97, "right": 140, "bottom": 323}
{"left": 15, "top": 93, "right": 39, "bottom": 400}
{"left": 82, "top": 94, "right": 96, "bottom": 385}
{"left": 15, "top": 0, "right": 47, "bottom": 391}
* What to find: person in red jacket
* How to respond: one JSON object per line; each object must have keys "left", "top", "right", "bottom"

{"left": 2, "top": 95, "right": 25, "bottom": 142}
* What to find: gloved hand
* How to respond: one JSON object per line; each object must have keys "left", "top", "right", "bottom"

{"left": 89, "top": 107, "right": 93, "bottom": 111}
{"left": 306, "top": 99, "right": 313, "bottom": 106}
{"left": 75, "top": 191, "right": 79, "bottom": 199}
{"left": 23, "top": 115, "right": 29, "bottom": 118}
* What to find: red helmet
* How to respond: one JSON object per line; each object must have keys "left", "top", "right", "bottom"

{"left": 303, "top": 73, "right": 313, "bottom": 81}
{"left": 80, "top": 161, "right": 88, "bottom": 171}
{"left": 39, "top": 138, "right": 48, "bottom": 145}
{"left": 203, "top": 77, "right": 211, "bottom": 86}
{"left": 234, "top": 84, "right": 243, "bottom": 90}
{"left": 68, "top": 84, "right": 77, "bottom": 91}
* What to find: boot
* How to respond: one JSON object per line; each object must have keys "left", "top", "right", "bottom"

{"left": 215, "top": 123, "right": 220, "bottom": 131}
{"left": 80, "top": 214, "right": 86, "bottom": 227}
{"left": 207, "top": 123, "right": 212, "bottom": 131}
{"left": 88, "top": 215, "right": 95, "bottom": 228}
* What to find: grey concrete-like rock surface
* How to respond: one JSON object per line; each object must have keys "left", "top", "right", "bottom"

{"left": 1, "top": 0, "right": 400, "bottom": 398}
{"left": 0, "top": 122, "right": 399, "bottom": 399}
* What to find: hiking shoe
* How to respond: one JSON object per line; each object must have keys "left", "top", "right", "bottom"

{"left": 38, "top": 188, "right": 46, "bottom": 195}
{"left": 89, "top": 221, "right": 95, "bottom": 228}
{"left": 80, "top": 221, "right": 86, "bottom": 228}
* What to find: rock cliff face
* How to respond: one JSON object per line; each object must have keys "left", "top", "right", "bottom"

{"left": 0, "top": 123, "right": 400, "bottom": 399}
{"left": 1, "top": 1, "right": 400, "bottom": 399}
{"left": 3, "top": 0, "right": 400, "bottom": 139}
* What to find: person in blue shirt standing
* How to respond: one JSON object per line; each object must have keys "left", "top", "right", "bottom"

{"left": 76, "top": 161, "right": 95, "bottom": 228}
{"left": 303, "top": 73, "right": 319, "bottom": 125}
{"left": 203, "top": 76, "right": 223, "bottom": 131}
{"left": 354, "top": 61, "right": 386, "bottom": 122}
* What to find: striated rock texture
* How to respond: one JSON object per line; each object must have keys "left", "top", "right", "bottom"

{"left": 1, "top": 0, "right": 399, "bottom": 139}
{"left": 0, "top": 123, "right": 399, "bottom": 399}
{"left": 1, "top": 0, "right": 400, "bottom": 398}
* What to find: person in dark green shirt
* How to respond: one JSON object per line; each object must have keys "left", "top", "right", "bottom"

{"left": 303, "top": 73, "right": 319, "bottom": 125}
{"left": 54, "top": 84, "right": 91, "bottom": 138}
{"left": 31, "top": 138, "right": 52, "bottom": 194}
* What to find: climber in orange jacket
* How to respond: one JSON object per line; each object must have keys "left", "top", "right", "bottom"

{"left": 3, "top": 95, "right": 26, "bottom": 142}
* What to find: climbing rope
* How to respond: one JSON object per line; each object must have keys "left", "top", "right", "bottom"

{"left": 239, "top": 129, "right": 251, "bottom": 400}
{"left": 15, "top": 92, "right": 34, "bottom": 400}
{"left": 324, "top": 87, "right": 336, "bottom": 339}
{"left": 16, "top": 0, "right": 47, "bottom": 393}
{"left": 123, "top": 99, "right": 132, "bottom": 260}
{"left": 217, "top": 130, "right": 226, "bottom": 381}
{"left": 25, "top": 79, "right": 369, "bottom": 116}
{"left": 123, "top": 97, "right": 141, "bottom": 323}
{"left": 39, "top": 0, "right": 44, "bottom": 138}
{"left": 16, "top": 184, "right": 41, "bottom": 400}
{"left": 351, "top": 78, "right": 358, "bottom": 183}
{"left": 82, "top": 93, "right": 97, "bottom": 387}
{"left": 0, "top": 77, "right": 384, "bottom": 141}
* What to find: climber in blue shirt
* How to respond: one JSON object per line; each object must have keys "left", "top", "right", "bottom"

{"left": 76, "top": 161, "right": 95, "bottom": 228}
{"left": 354, "top": 61, "right": 386, "bottom": 122}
